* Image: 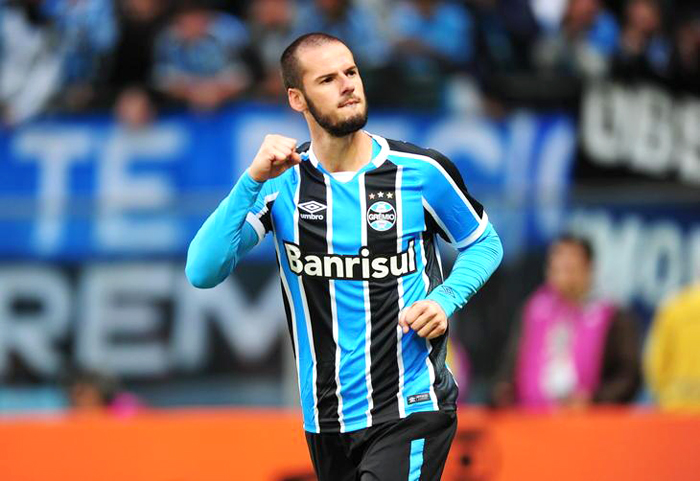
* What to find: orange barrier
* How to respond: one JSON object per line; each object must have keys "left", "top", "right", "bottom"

{"left": 1, "top": 408, "right": 699, "bottom": 481}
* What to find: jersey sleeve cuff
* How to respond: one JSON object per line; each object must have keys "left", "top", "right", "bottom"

{"left": 426, "top": 287, "right": 462, "bottom": 319}
{"left": 241, "top": 168, "right": 265, "bottom": 192}
{"left": 245, "top": 212, "right": 266, "bottom": 245}
{"left": 453, "top": 212, "right": 489, "bottom": 249}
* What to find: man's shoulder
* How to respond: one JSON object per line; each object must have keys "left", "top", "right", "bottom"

{"left": 383, "top": 137, "right": 462, "bottom": 181}
{"left": 384, "top": 138, "right": 452, "bottom": 168}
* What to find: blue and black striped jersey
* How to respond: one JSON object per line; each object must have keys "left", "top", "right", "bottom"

{"left": 244, "top": 133, "right": 489, "bottom": 433}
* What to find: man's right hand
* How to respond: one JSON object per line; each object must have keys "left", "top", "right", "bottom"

{"left": 249, "top": 134, "right": 301, "bottom": 182}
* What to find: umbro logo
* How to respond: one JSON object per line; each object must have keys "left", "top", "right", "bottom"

{"left": 298, "top": 200, "right": 326, "bottom": 220}
{"left": 298, "top": 201, "right": 327, "bottom": 214}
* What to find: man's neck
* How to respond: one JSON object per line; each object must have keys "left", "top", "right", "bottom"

{"left": 308, "top": 124, "right": 373, "bottom": 173}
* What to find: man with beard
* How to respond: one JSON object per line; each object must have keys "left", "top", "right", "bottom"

{"left": 186, "top": 33, "right": 503, "bottom": 481}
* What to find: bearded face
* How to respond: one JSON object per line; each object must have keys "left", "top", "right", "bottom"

{"left": 305, "top": 91, "right": 368, "bottom": 138}
{"left": 293, "top": 41, "right": 369, "bottom": 138}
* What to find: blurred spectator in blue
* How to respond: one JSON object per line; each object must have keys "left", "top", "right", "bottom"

{"left": 492, "top": 235, "right": 640, "bottom": 409}
{"left": 0, "top": 0, "right": 62, "bottom": 126}
{"left": 387, "top": 0, "right": 474, "bottom": 109}
{"left": 466, "top": 0, "right": 540, "bottom": 114}
{"left": 469, "top": 0, "right": 539, "bottom": 74}
{"left": 612, "top": 0, "right": 671, "bottom": 81}
{"left": 668, "top": 10, "right": 700, "bottom": 95}
{"left": 153, "top": 0, "right": 254, "bottom": 113}
{"left": 293, "top": 0, "right": 389, "bottom": 69}
{"left": 43, "top": 0, "right": 117, "bottom": 113}
{"left": 534, "top": 0, "right": 619, "bottom": 78}
{"left": 391, "top": 0, "right": 474, "bottom": 72}
{"left": 248, "top": 0, "right": 297, "bottom": 101}
{"left": 290, "top": 0, "right": 392, "bottom": 107}
{"left": 109, "top": 0, "right": 169, "bottom": 128}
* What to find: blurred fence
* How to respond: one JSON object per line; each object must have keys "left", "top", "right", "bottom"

{"left": 1, "top": 407, "right": 699, "bottom": 481}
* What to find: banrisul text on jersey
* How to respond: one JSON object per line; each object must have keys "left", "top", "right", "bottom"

{"left": 284, "top": 241, "right": 417, "bottom": 280}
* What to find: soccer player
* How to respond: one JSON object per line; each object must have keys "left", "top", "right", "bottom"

{"left": 186, "top": 33, "right": 503, "bottom": 481}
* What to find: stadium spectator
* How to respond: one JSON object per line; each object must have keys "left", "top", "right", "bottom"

{"left": 44, "top": 0, "right": 117, "bottom": 113}
{"left": 391, "top": 0, "right": 474, "bottom": 68}
{"left": 291, "top": 0, "right": 390, "bottom": 104}
{"left": 248, "top": 0, "right": 298, "bottom": 101}
{"left": 388, "top": 0, "right": 475, "bottom": 109}
{"left": 0, "top": 0, "right": 62, "bottom": 126}
{"left": 109, "top": 0, "right": 169, "bottom": 127}
{"left": 292, "top": 0, "right": 389, "bottom": 69}
{"left": 67, "top": 370, "right": 143, "bottom": 417}
{"left": 469, "top": 0, "right": 539, "bottom": 75}
{"left": 528, "top": 0, "right": 568, "bottom": 32}
{"left": 492, "top": 235, "right": 641, "bottom": 409}
{"left": 153, "top": 1, "right": 254, "bottom": 113}
{"left": 467, "top": 0, "right": 540, "bottom": 113}
{"left": 668, "top": 10, "right": 700, "bottom": 95}
{"left": 534, "top": 0, "right": 619, "bottom": 78}
{"left": 612, "top": 0, "right": 671, "bottom": 81}
{"left": 644, "top": 282, "right": 700, "bottom": 411}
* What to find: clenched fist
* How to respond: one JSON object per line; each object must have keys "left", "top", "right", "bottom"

{"left": 398, "top": 300, "right": 448, "bottom": 339}
{"left": 249, "top": 134, "right": 301, "bottom": 182}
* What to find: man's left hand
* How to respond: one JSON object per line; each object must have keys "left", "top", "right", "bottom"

{"left": 398, "top": 300, "right": 448, "bottom": 339}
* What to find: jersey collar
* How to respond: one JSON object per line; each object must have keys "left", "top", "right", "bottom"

{"left": 307, "top": 130, "right": 389, "bottom": 172}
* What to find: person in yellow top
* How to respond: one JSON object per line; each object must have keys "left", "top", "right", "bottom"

{"left": 644, "top": 282, "right": 700, "bottom": 410}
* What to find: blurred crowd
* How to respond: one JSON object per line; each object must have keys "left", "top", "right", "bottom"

{"left": 489, "top": 234, "right": 700, "bottom": 411}
{"left": 1, "top": 0, "right": 699, "bottom": 127}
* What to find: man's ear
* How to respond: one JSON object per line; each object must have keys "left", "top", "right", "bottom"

{"left": 288, "top": 88, "right": 307, "bottom": 113}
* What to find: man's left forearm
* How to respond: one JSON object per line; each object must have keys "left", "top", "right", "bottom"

{"left": 427, "top": 223, "right": 503, "bottom": 318}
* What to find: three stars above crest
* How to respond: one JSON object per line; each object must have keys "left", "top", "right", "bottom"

{"left": 368, "top": 192, "right": 394, "bottom": 200}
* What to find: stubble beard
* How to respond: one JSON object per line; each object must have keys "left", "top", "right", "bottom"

{"left": 305, "top": 94, "right": 368, "bottom": 138}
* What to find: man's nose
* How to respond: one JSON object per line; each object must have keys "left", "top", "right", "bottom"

{"left": 340, "top": 75, "right": 355, "bottom": 95}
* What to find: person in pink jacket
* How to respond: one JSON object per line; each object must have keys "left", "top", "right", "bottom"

{"left": 492, "top": 234, "right": 640, "bottom": 409}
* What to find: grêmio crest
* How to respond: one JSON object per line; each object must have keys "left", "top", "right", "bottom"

{"left": 367, "top": 201, "right": 396, "bottom": 232}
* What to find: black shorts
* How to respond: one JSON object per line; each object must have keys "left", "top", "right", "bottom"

{"left": 305, "top": 410, "right": 457, "bottom": 481}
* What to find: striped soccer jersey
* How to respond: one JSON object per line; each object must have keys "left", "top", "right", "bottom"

{"left": 245, "top": 133, "right": 489, "bottom": 433}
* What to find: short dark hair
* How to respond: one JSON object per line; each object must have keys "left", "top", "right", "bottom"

{"left": 280, "top": 32, "right": 347, "bottom": 90}
{"left": 554, "top": 233, "right": 594, "bottom": 263}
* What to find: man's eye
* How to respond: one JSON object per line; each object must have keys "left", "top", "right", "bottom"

{"left": 347, "top": 70, "right": 356, "bottom": 76}
{"left": 322, "top": 77, "right": 332, "bottom": 83}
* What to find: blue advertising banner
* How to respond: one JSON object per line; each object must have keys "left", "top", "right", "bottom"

{"left": 569, "top": 200, "right": 700, "bottom": 314}
{"left": 0, "top": 104, "right": 576, "bottom": 260}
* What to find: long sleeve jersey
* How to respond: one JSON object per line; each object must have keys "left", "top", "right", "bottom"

{"left": 187, "top": 133, "right": 503, "bottom": 432}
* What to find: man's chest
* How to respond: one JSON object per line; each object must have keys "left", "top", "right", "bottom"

{"left": 269, "top": 173, "right": 427, "bottom": 280}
